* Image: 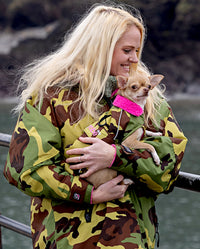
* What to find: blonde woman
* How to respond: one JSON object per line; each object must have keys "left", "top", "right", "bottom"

{"left": 4, "top": 3, "right": 187, "bottom": 249}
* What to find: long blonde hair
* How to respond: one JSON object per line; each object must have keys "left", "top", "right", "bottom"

{"left": 16, "top": 3, "right": 164, "bottom": 126}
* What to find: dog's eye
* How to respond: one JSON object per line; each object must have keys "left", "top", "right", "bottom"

{"left": 132, "top": 85, "right": 137, "bottom": 90}
{"left": 148, "top": 85, "right": 151, "bottom": 89}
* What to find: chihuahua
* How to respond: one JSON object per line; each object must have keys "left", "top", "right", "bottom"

{"left": 118, "top": 73, "right": 164, "bottom": 165}
{"left": 83, "top": 74, "right": 164, "bottom": 188}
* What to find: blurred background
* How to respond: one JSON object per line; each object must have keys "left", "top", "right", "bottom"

{"left": 0, "top": 0, "right": 199, "bottom": 248}
{"left": 0, "top": 0, "right": 200, "bottom": 97}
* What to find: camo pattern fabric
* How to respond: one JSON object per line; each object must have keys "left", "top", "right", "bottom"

{"left": 68, "top": 104, "right": 145, "bottom": 153}
{"left": 4, "top": 86, "right": 187, "bottom": 249}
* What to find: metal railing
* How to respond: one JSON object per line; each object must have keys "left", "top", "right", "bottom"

{"left": 0, "top": 133, "right": 32, "bottom": 248}
{"left": 0, "top": 132, "right": 200, "bottom": 248}
{"left": 0, "top": 214, "right": 32, "bottom": 237}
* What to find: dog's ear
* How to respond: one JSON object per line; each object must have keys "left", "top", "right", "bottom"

{"left": 149, "top": 74, "right": 164, "bottom": 88}
{"left": 116, "top": 76, "right": 128, "bottom": 89}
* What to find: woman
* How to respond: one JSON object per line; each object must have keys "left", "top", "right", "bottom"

{"left": 4, "top": 3, "right": 187, "bottom": 249}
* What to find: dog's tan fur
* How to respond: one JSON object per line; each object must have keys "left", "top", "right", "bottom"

{"left": 86, "top": 74, "right": 164, "bottom": 188}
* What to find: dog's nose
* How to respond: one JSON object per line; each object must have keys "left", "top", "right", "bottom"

{"left": 143, "top": 88, "right": 150, "bottom": 96}
{"left": 144, "top": 88, "right": 149, "bottom": 93}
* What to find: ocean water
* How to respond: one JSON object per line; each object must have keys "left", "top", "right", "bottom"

{"left": 0, "top": 97, "right": 200, "bottom": 249}
{"left": 0, "top": 102, "right": 32, "bottom": 249}
{"left": 156, "top": 97, "right": 200, "bottom": 249}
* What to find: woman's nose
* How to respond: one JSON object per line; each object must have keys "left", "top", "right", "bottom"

{"left": 128, "top": 52, "right": 138, "bottom": 63}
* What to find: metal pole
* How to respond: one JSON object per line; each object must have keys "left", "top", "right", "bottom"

{"left": 0, "top": 132, "right": 200, "bottom": 192}
{"left": 175, "top": 171, "right": 200, "bottom": 192}
{"left": 0, "top": 133, "right": 11, "bottom": 147}
{"left": 0, "top": 218, "right": 2, "bottom": 249}
{"left": 0, "top": 215, "right": 32, "bottom": 238}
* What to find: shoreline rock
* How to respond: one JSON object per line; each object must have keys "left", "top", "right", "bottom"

{"left": 0, "top": 21, "right": 59, "bottom": 55}
{"left": 0, "top": 0, "right": 200, "bottom": 97}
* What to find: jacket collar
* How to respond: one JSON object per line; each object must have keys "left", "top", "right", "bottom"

{"left": 113, "top": 95, "right": 144, "bottom": 116}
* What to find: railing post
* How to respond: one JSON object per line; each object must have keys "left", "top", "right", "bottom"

{"left": 0, "top": 215, "right": 32, "bottom": 238}
{"left": 0, "top": 133, "right": 11, "bottom": 147}
{"left": 175, "top": 171, "right": 200, "bottom": 192}
{"left": 0, "top": 132, "right": 200, "bottom": 193}
{"left": 0, "top": 132, "right": 200, "bottom": 248}
{"left": 0, "top": 213, "right": 3, "bottom": 249}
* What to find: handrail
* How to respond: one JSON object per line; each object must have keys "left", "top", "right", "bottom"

{"left": 0, "top": 132, "right": 199, "bottom": 247}
{"left": 175, "top": 171, "right": 200, "bottom": 192}
{"left": 0, "top": 132, "right": 199, "bottom": 192}
{"left": 0, "top": 133, "right": 32, "bottom": 248}
{"left": 0, "top": 214, "right": 32, "bottom": 238}
{"left": 0, "top": 133, "right": 11, "bottom": 147}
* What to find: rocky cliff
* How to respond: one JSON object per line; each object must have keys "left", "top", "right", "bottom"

{"left": 0, "top": 0, "right": 200, "bottom": 97}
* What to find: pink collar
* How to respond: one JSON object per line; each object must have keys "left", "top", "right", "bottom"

{"left": 112, "top": 95, "right": 143, "bottom": 116}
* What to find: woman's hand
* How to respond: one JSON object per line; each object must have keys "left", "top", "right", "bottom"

{"left": 92, "top": 175, "right": 128, "bottom": 204}
{"left": 66, "top": 137, "right": 116, "bottom": 178}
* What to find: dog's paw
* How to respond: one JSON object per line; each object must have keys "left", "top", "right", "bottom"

{"left": 152, "top": 153, "right": 160, "bottom": 166}
{"left": 123, "top": 178, "right": 134, "bottom": 186}
{"left": 146, "top": 130, "right": 162, "bottom": 137}
{"left": 154, "top": 157, "right": 160, "bottom": 166}
{"left": 154, "top": 132, "right": 162, "bottom": 137}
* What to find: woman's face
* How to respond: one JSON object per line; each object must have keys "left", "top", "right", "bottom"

{"left": 110, "top": 25, "right": 141, "bottom": 77}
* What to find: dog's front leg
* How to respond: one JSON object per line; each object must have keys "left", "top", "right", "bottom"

{"left": 146, "top": 130, "right": 162, "bottom": 137}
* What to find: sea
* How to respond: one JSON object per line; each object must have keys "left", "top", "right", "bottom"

{"left": 0, "top": 96, "right": 200, "bottom": 249}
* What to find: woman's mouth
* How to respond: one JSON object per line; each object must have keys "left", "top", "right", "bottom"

{"left": 122, "top": 65, "right": 130, "bottom": 73}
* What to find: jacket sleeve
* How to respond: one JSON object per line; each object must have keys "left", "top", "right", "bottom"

{"left": 69, "top": 99, "right": 187, "bottom": 195}
{"left": 111, "top": 99, "right": 188, "bottom": 194}
{"left": 4, "top": 102, "right": 93, "bottom": 204}
{"left": 63, "top": 98, "right": 187, "bottom": 195}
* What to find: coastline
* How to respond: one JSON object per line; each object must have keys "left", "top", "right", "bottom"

{"left": 166, "top": 93, "right": 200, "bottom": 102}
{"left": 0, "top": 96, "right": 19, "bottom": 104}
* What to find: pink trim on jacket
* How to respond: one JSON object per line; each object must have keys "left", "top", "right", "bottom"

{"left": 113, "top": 95, "right": 143, "bottom": 116}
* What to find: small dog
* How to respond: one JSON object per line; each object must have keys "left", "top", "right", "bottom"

{"left": 85, "top": 73, "right": 164, "bottom": 188}
{"left": 118, "top": 73, "right": 164, "bottom": 165}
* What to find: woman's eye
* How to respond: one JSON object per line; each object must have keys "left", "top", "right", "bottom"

{"left": 124, "top": 49, "right": 131, "bottom": 53}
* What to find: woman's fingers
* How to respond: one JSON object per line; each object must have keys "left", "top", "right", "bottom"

{"left": 66, "top": 137, "right": 116, "bottom": 175}
{"left": 66, "top": 137, "right": 98, "bottom": 156}
{"left": 69, "top": 161, "right": 99, "bottom": 178}
{"left": 66, "top": 148, "right": 86, "bottom": 156}
{"left": 111, "top": 174, "right": 124, "bottom": 185}
{"left": 66, "top": 156, "right": 84, "bottom": 164}
{"left": 92, "top": 175, "right": 128, "bottom": 204}
{"left": 78, "top": 136, "right": 100, "bottom": 144}
{"left": 78, "top": 167, "right": 96, "bottom": 178}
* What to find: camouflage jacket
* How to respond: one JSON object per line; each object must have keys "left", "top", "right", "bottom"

{"left": 4, "top": 86, "right": 187, "bottom": 249}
